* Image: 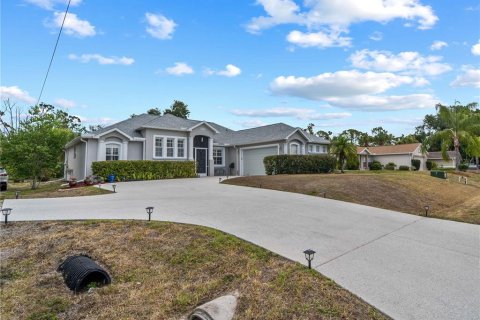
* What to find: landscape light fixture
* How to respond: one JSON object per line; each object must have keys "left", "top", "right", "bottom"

{"left": 2, "top": 208, "right": 12, "bottom": 224}
{"left": 303, "top": 249, "right": 316, "bottom": 269}
{"left": 15, "top": 191, "right": 20, "bottom": 199}
{"left": 112, "top": 184, "right": 117, "bottom": 193}
{"left": 323, "top": 192, "right": 327, "bottom": 198}
{"left": 424, "top": 205, "right": 430, "bottom": 217}
{"left": 145, "top": 207, "right": 154, "bottom": 221}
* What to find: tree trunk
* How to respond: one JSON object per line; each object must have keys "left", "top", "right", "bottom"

{"left": 31, "top": 176, "right": 38, "bottom": 189}
{"left": 454, "top": 134, "right": 460, "bottom": 171}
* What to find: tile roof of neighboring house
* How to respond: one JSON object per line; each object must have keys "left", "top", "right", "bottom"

{"left": 86, "top": 114, "right": 330, "bottom": 146}
{"left": 357, "top": 143, "right": 422, "bottom": 155}
{"left": 427, "top": 151, "right": 457, "bottom": 159}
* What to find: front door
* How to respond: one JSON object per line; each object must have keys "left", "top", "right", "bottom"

{"left": 195, "top": 148, "right": 207, "bottom": 176}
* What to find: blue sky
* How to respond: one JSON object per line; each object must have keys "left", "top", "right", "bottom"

{"left": 1, "top": 0, "right": 479, "bottom": 136}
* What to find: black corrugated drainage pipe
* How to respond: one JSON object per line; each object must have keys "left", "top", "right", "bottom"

{"left": 188, "top": 292, "right": 238, "bottom": 320}
{"left": 58, "top": 255, "right": 111, "bottom": 292}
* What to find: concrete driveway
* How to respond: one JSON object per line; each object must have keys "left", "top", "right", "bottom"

{"left": 3, "top": 177, "right": 479, "bottom": 320}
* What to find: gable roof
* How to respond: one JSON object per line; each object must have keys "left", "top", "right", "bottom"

{"left": 81, "top": 114, "right": 331, "bottom": 146}
{"left": 357, "top": 143, "right": 422, "bottom": 155}
{"left": 90, "top": 113, "right": 157, "bottom": 138}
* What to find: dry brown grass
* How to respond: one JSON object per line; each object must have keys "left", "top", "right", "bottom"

{"left": 223, "top": 171, "right": 480, "bottom": 224}
{"left": 0, "top": 181, "right": 111, "bottom": 201}
{"left": 0, "top": 221, "right": 388, "bottom": 320}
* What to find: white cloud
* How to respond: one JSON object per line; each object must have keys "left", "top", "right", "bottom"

{"left": 54, "top": 98, "right": 76, "bottom": 108}
{"left": 286, "top": 29, "right": 351, "bottom": 48}
{"left": 247, "top": 0, "right": 438, "bottom": 33}
{"left": 232, "top": 107, "right": 351, "bottom": 120}
{"left": 236, "top": 119, "right": 268, "bottom": 128}
{"left": 450, "top": 68, "right": 480, "bottom": 88}
{"left": 26, "top": 0, "right": 82, "bottom": 10}
{"left": 349, "top": 49, "right": 451, "bottom": 76}
{"left": 430, "top": 40, "right": 448, "bottom": 51}
{"left": 205, "top": 64, "right": 242, "bottom": 77}
{"left": 76, "top": 116, "right": 116, "bottom": 125}
{"left": 327, "top": 94, "right": 439, "bottom": 111}
{"left": 0, "top": 86, "right": 36, "bottom": 104}
{"left": 165, "top": 62, "right": 194, "bottom": 76}
{"left": 270, "top": 70, "right": 418, "bottom": 100}
{"left": 49, "top": 12, "right": 95, "bottom": 37}
{"left": 145, "top": 13, "right": 176, "bottom": 40}
{"left": 369, "top": 31, "right": 383, "bottom": 41}
{"left": 68, "top": 53, "right": 134, "bottom": 65}
{"left": 471, "top": 40, "right": 480, "bottom": 56}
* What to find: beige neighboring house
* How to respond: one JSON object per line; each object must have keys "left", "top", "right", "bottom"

{"left": 357, "top": 143, "right": 427, "bottom": 171}
{"left": 427, "top": 151, "right": 458, "bottom": 169}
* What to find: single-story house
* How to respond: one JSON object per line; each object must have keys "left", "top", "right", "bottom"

{"left": 356, "top": 143, "right": 427, "bottom": 171}
{"left": 427, "top": 151, "right": 458, "bottom": 169}
{"left": 64, "top": 113, "right": 330, "bottom": 180}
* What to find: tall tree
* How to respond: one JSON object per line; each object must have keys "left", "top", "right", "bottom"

{"left": 305, "top": 123, "right": 315, "bottom": 135}
{"left": 164, "top": 100, "right": 190, "bottom": 118}
{"left": 0, "top": 103, "right": 81, "bottom": 189}
{"left": 426, "top": 102, "right": 480, "bottom": 170}
{"left": 341, "top": 129, "right": 363, "bottom": 145}
{"left": 396, "top": 134, "right": 419, "bottom": 144}
{"left": 316, "top": 130, "right": 332, "bottom": 140}
{"left": 371, "top": 126, "right": 395, "bottom": 146}
{"left": 330, "top": 135, "right": 357, "bottom": 173}
{"left": 358, "top": 132, "right": 371, "bottom": 147}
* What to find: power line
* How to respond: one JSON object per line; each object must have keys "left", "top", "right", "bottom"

{"left": 35, "top": 0, "right": 72, "bottom": 107}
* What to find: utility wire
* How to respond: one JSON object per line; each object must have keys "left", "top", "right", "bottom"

{"left": 36, "top": 0, "right": 72, "bottom": 107}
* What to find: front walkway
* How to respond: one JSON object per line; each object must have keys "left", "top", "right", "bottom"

{"left": 4, "top": 177, "right": 479, "bottom": 320}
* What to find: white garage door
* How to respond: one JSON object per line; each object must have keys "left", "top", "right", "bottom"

{"left": 242, "top": 146, "right": 278, "bottom": 176}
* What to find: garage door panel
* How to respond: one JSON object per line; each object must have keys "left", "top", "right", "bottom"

{"left": 242, "top": 146, "right": 278, "bottom": 176}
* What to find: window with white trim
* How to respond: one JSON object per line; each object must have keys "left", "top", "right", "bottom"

{"left": 177, "top": 139, "right": 185, "bottom": 158}
{"left": 155, "top": 137, "right": 163, "bottom": 157}
{"left": 322, "top": 146, "right": 327, "bottom": 153}
{"left": 308, "top": 145, "right": 313, "bottom": 153}
{"left": 213, "top": 148, "right": 224, "bottom": 166}
{"left": 315, "top": 145, "right": 321, "bottom": 153}
{"left": 106, "top": 144, "right": 120, "bottom": 161}
{"left": 166, "top": 138, "right": 174, "bottom": 157}
{"left": 153, "top": 135, "right": 187, "bottom": 159}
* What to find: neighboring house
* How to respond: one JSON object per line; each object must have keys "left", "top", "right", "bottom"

{"left": 356, "top": 143, "right": 427, "bottom": 171}
{"left": 427, "top": 151, "right": 458, "bottom": 169}
{"left": 64, "top": 114, "right": 330, "bottom": 180}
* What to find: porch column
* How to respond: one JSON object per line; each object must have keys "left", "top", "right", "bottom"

{"left": 188, "top": 136, "right": 194, "bottom": 160}
{"left": 122, "top": 141, "right": 128, "bottom": 160}
{"left": 97, "top": 139, "right": 105, "bottom": 161}
{"left": 208, "top": 137, "right": 214, "bottom": 176}
{"left": 301, "top": 144, "right": 305, "bottom": 155}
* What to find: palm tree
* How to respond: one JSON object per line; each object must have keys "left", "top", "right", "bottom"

{"left": 427, "top": 103, "right": 480, "bottom": 170}
{"left": 330, "top": 135, "right": 357, "bottom": 173}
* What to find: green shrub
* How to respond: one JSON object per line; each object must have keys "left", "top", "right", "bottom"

{"left": 399, "top": 165, "right": 410, "bottom": 171}
{"left": 431, "top": 162, "right": 438, "bottom": 169}
{"left": 346, "top": 156, "right": 360, "bottom": 170}
{"left": 263, "top": 155, "right": 336, "bottom": 175}
{"left": 368, "top": 161, "right": 382, "bottom": 170}
{"left": 426, "top": 160, "right": 433, "bottom": 170}
{"left": 411, "top": 159, "right": 421, "bottom": 171}
{"left": 91, "top": 160, "right": 196, "bottom": 181}
{"left": 459, "top": 163, "right": 468, "bottom": 171}
{"left": 384, "top": 162, "right": 396, "bottom": 170}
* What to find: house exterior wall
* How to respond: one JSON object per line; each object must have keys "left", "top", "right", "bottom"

{"left": 430, "top": 158, "right": 455, "bottom": 168}
{"left": 371, "top": 154, "right": 413, "bottom": 169}
{"left": 127, "top": 141, "right": 144, "bottom": 160}
{"left": 144, "top": 129, "right": 188, "bottom": 160}
{"left": 65, "top": 141, "right": 86, "bottom": 180}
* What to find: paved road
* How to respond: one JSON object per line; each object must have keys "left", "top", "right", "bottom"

{"left": 3, "top": 178, "right": 479, "bottom": 320}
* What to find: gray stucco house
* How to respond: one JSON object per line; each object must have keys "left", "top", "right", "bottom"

{"left": 64, "top": 113, "right": 330, "bottom": 180}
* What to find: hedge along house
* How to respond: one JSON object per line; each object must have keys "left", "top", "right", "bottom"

{"left": 356, "top": 143, "right": 427, "bottom": 171}
{"left": 64, "top": 113, "right": 330, "bottom": 180}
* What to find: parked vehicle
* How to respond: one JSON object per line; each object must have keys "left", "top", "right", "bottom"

{"left": 0, "top": 167, "right": 8, "bottom": 191}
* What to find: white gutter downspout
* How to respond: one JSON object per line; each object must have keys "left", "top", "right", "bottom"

{"left": 80, "top": 138, "right": 88, "bottom": 180}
